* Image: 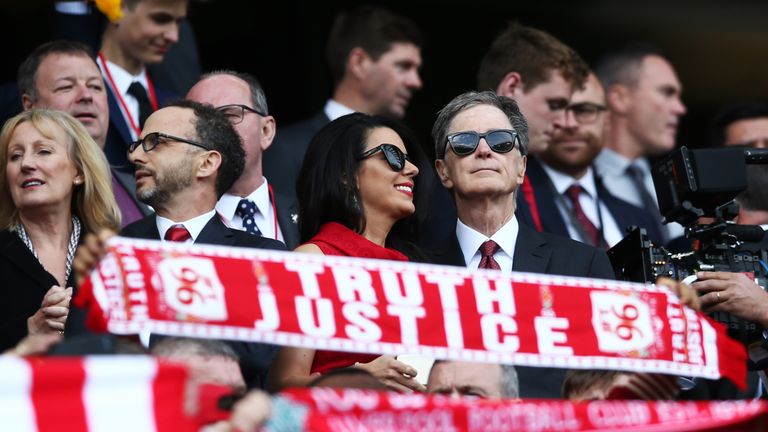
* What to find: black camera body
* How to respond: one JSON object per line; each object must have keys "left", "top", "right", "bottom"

{"left": 608, "top": 146, "right": 768, "bottom": 346}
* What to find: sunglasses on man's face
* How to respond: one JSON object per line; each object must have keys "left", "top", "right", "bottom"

{"left": 358, "top": 143, "right": 411, "bottom": 171}
{"left": 445, "top": 129, "right": 521, "bottom": 157}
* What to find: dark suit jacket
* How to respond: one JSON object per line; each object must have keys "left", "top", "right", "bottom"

{"left": 0, "top": 230, "right": 78, "bottom": 352}
{"left": 431, "top": 222, "right": 615, "bottom": 398}
{"left": 103, "top": 83, "right": 177, "bottom": 169}
{"left": 273, "top": 191, "right": 300, "bottom": 249}
{"left": 121, "top": 214, "right": 287, "bottom": 388}
{"left": 516, "top": 157, "right": 664, "bottom": 245}
{"left": 264, "top": 110, "right": 330, "bottom": 200}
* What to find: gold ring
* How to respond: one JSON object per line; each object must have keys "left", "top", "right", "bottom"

{"left": 716, "top": 292, "right": 722, "bottom": 302}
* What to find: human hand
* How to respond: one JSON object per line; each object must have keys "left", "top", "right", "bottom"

{"left": 356, "top": 355, "right": 427, "bottom": 393}
{"left": 656, "top": 276, "right": 701, "bottom": 310}
{"left": 72, "top": 229, "right": 116, "bottom": 286}
{"left": 27, "top": 285, "right": 73, "bottom": 335}
{"left": 5, "top": 333, "right": 62, "bottom": 356}
{"left": 694, "top": 271, "right": 768, "bottom": 327}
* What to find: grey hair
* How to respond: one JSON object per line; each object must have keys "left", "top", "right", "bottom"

{"left": 150, "top": 337, "right": 239, "bottom": 361}
{"left": 500, "top": 364, "right": 519, "bottom": 398}
{"left": 199, "top": 69, "right": 269, "bottom": 115}
{"left": 432, "top": 90, "right": 529, "bottom": 160}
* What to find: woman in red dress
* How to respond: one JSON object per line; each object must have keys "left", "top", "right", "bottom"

{"left": 268, "top": 113, "right": 430, "bottom": 392}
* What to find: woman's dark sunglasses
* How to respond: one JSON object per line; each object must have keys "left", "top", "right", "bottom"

{"left": 445, "top": 129, "right": 521, "bottom": 156}
{"left": 358, "top": 144, "right": 411, "bottom": 171}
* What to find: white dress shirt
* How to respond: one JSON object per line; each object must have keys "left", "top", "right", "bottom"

{"left": 594, "top": 148, "right": 685, "bottom": 240}
{"left": 156, "top": 210, "right": 216, "bottom": 243}
{"left": 216, "top": 178, "right": 283, "bottom": 242}
{"left": 456, "top": 215, "right": 519, "bottom": 273}
{"left": 96, "top": 56, "right": 149, "bottom": 140}
{"left": 324, "top": 99, "right": 355, "bottom": 122}
{"left": 540, "top": 163, "right": 624, "bottom": 247}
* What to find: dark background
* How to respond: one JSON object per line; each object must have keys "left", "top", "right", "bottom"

{"left": 3, "top": 0, "right": 768, "bottom": 156}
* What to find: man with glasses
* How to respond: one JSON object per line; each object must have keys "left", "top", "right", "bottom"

{"left": 114, "top": 100, "right": 286, "bottom": 388}
{"left": 594, "top": 46, "right": 687, "bottom": 243}
{"left": 431, "top": 90, "right": 614, "bottom": 398}
{"left": 187, "top": 71, "right": 299, "bottom": 248}
{"left": 526, "top": 74, "right": 663, "bottom": 247}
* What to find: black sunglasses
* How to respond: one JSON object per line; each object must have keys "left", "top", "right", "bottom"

{"left": 445, "top": 129, "right": 521, "bottom": 157}
{"left": 358, "top": 144, "right": 411, "bottom": 171}
{"left": 129, "top": 132, "right": 211, "bottom": 154}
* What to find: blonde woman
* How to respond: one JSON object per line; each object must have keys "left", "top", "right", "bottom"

{"left": 0, "top": 109, "right": 120, "bottom": 350}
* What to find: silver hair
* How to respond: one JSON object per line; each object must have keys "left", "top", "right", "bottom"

{"left": 432, "top": 90, "right": 529, "bottom": 160}
{"left": 199, "top": 69, "right": 269, "bottom": 115}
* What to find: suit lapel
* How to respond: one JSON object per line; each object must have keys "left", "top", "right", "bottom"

{"left": 106, "top": 85, "right": 133, "bottom": 147}
{"left": 273, "top": 191, "right": 300, "bottom": 249}
{"left": 526, "top": 157, "right": 569, "bottom": 237}
{"left": 195, "top": 216, "right": 236, "bottom": 246}
{"left": 512, "top": 224, "right": 552, "bottom": 273}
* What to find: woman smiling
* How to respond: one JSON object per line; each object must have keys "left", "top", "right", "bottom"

{"left": 269, "top": 113, "right": 430, "bottom": 392}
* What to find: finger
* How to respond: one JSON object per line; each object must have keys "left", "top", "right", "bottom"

{"left": 41, "top": 290, "right": 69, "bottom": 307}
{"left": 700, "top": 291, "right": 725, "bottom": 308}
{"left": 691, "top": 280, "right": 725, "bottom": 294}
{"left": 45, "top": 319, "right": 65, "bottom": 331}
{"left": 388, "top": 359, "right": 418, "bottom": 377}
{"left": 696, "top": 271, "right": 734, "bottom": 282}
{"left": 43, "top": 306, "right": 69, "bottom": 318}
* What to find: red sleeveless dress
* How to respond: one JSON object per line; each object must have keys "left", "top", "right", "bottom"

{"left": 307, "top": 222, "right": 408, "bottom": 375}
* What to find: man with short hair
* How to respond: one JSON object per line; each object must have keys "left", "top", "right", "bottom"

{"left": 431, "top": 91, "right": 614, "bottom": 398}
{"left": 709, "top": 101, "right": 768, "bottom": 149}
{"left": 427, "top": 361, "right": 519, "bottom": 399}
{"left": 17, "top": 40, "right": 151, "bottom": 226}
{"left": 473, "top": 23, "right": 590, "bottom": 236}
{"left": 264, "top": 5, "right": 423, "bottom": 199}
{"left": 186, "top": 71, "right": 299, "bottom": 248}
{"left": 126, "top": 101, "right": 287, "bottom": 387}
{"left": 530, "top": 73, "right": 663, "bottom": 246}
{"left": 152, "top": 337, "right": 246, "bottom": 394}
{"left": 594, "top": 46, "right": 687, "bottom": 242}
{"left": 98, "top": 0, "right": 187, "bottom": 167}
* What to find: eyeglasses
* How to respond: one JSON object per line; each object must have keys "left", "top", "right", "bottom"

{"left": 566, "top": 102, "right": 607, "bottom": 125}
{"left": 445, "top": 129, "right": 521, "bottom": 157}
{"left": 216, "top": 104, "right": 266, "bottom": 125}
{"left": 358, "top": 144, "right": 411, "bottom": 171}
{"left": 129, "top": 132, "right": 211, "bottom": 154}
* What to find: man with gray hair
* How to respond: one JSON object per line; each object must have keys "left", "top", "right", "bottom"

{"left": 187, "top": 71, "right": 299, "bottom": 248}
{"left": 431, "top": 90, "right": 614, "bottom": 398}
{"left": 427, "top": 361, "right": 519, "bottom": 399}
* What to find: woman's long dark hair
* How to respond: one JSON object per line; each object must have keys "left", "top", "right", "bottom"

{"left": 296, "top": 113, "right": 431, "bottom": 259}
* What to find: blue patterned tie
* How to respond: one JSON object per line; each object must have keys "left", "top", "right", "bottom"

{"left": 236, "top": 199, "right": 263, "bottom": 236}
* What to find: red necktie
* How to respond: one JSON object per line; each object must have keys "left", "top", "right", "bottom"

{"left": 565, "top": 185, "right": 604, "bottom": 248}
{"left": 478, "top": 240, "right": 501, "bottom": 270}
{"left": 164, "top": 225, "right": 191, "bottom": 242}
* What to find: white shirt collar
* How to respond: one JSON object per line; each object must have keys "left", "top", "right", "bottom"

{"left": 456, "top": 215, "right": 519, "bottom": 272}
{"left": 324, "top": 99, "right": 355, "bottom": 121}
{"left": 156, "top": 210, "right": 217, "bottom": 243}
{"left": 216, "top": 178, "right": 271, "bottom": 223}
{"left": 98, "top": 58, "right": 148, "bottom": 99}
{"left": 595, "top": 148, "right": 632, "bottom": 176}
{"left": 540, "top": 163, "right": 598, "bottom": 198}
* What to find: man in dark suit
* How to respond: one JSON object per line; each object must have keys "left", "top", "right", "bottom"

{"left": 97, "top": 0, "right": 186, "bottom": 168}
{"left": 516, "top": 74, "right": 663, "bottom": 247}
{"left": 264, "top": 5, "right": 423, "bottom": 200}
{"left": 431, "top": 91, "right": 615, "bottom": 398}
{"left": 119, "top": 100, "right": 287, "bottom": 388}
{"left": 187, "top": 71, "right": 300, "bottom": 249}
{"left": 17, "top": 40, "right": 151, "bottom": 227}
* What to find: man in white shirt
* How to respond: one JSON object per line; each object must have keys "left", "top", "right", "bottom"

{"left": 186, "top": 71, "right": 299, "bottom": 248}
{"left": 430, "top": 90, "right": 614, "bottom": 398}
{"left": 532, "top": 73, "right": 665, "bottom": 247}
{"left": 98, "top": 0, "right": 187, "bottom": 167}
{"left": 593, "top": 46, "right": 687, "bottom": 242}
{"left": 264, "top": 5, "right": 423, "bottom": 200}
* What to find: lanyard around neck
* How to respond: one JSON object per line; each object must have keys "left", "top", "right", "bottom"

{"left": 98, "top": 52, "right": 159, "bottom": 136}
